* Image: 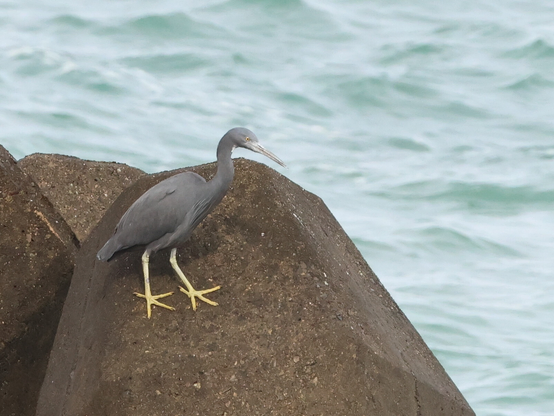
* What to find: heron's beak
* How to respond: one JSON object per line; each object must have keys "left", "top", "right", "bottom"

{"left": 250, "top": 142, "right": 286, "bottom": 168}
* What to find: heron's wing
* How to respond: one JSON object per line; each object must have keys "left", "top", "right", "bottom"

{"left": 188, "top": 196, "right": 214, "bottom": 230}
{"left": 110, "top": 172, "right": 207, "bottom": 249}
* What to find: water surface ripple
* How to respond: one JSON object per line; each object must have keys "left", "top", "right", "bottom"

{"left": 1, "top": 1, "right": 553, "bottom": 414}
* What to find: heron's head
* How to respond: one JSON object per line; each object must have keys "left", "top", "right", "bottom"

{"left": 226, "top": 127, "right": 286, "bottom": 167}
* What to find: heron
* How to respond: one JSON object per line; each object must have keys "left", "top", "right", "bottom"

{"left": 97, "top": 127, "right": 285, "bottom": 318}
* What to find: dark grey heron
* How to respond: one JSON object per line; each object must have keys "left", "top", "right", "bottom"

{"left": 97, "top": 127, "right": 285, "bottom": 318}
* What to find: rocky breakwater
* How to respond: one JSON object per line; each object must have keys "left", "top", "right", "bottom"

{"left": 1, "top": 149, "right": 144, "bottom": 416}
{"left": 0, "top": 147, "right": 77, "bottom": 416}
{"left": 22, "top": 156, "right": 474, "bottom": 415}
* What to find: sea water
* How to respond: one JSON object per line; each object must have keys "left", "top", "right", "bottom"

{"left": 1, "top": 1, "right": 553, "bottom": 414}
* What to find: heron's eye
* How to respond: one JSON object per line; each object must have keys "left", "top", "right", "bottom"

{"left": 245, "top": 136, "right": 250, "bottom": 141}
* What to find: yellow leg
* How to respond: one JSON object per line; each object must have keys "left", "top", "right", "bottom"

{"left": 170, "top": 248, "right": 221, "bottom": 311}
{"left": 134, "top": 251, "right": 175, "bottom": 318}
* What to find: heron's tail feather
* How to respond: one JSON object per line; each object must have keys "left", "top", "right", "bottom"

{"left": 97, "top": 238, "right": 119, "bottom": 262}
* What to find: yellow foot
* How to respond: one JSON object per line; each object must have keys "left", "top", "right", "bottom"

{"left": 134, "top": 291, "right": 175, "bottom": 318}
{"left": 179, "top": 285, "right": 221, "bottom": 311}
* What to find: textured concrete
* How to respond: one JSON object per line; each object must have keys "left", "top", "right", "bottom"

{"left": 36, "top": 159, "right": 474, "bottom": 416}
{"left": 18, "top": 154, "right": 144, "bottom": 242}
{"left": 0, "top": 146, "right": 78, "bottom": 416}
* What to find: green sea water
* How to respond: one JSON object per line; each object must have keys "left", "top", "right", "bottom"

{"left": 1, "top": 1, "right": 553, "bottom": 414}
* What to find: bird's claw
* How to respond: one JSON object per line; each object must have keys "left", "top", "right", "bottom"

{"left": 134, "top": 291, "right": 175, "bottom": 318}
{"left": 179, "top": 285, "right": 221, "bottom": 311}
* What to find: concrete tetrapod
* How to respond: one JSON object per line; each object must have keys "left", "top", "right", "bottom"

{"left": 36, "top": 159, "right": 474, "bottom": 416}
{"left": 0, "top": 146, "right": 78, "bottom": 416}
{"left": 18, "top": 153, "right": 145, "bottom": 243}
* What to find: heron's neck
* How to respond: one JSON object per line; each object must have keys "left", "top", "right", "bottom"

{"left": 212, "top": 139, "right": 235, "bottom": 192}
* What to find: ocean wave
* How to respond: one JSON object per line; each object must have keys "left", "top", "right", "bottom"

{"left": 11, "top": 108, "right": 110, "bottom": 135}
{"left": 121, "top": 53, "right": 212, "bottom": 74}
{"left": 379, "top": 42, "right": 446, "bottom": 65}
{"left": 381, "top": 180, "right": 554, "bottom": 210}
{"left": 384, "top": 136, "right": 430, "bottom": 152}
{"left": 321, "top": 74, "right": 439, "bottom": 111}
{"left": 503, "top": 73, "right": 554, "bottom": 91}
{"left": 100, "top": 12, "right": 227, "bottom": 41}
{"left": 6, "top": 46, "right": 76, "bottom": 77}
{"left": 48, "top": 14, "right": 96, "bottom": 30}
{"left": 273, "top": 92, "right": 333, "bottom": 118}
{"left": 434, "top": 182, "right": 554, "bottom": 207}
{"left": 503, "top": 38, "right": 554, "bottom": 60}
{"left": 5, "top": 44, "right": 170, "bottom": 96}
{"left": 409, "top": 225, "right": 522, "bottom": 257}
{"left": 201, "top": 0, "right": 347, "bottom": 41}
{"left": 56, "top": 67, "right": 129, "bottom": 95}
